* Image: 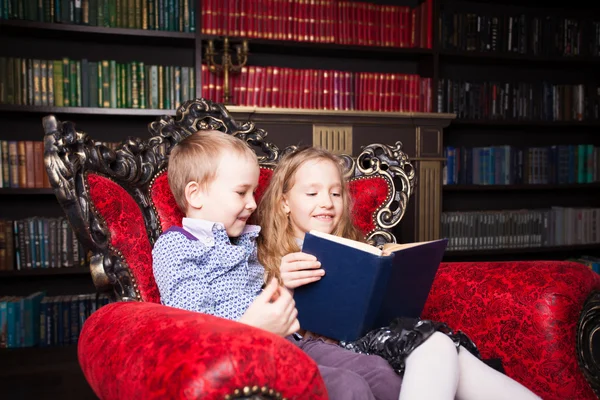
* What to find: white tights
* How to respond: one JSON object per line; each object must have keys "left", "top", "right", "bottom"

{"left": 398, "top": 332, "right": 542, "bottom": 400}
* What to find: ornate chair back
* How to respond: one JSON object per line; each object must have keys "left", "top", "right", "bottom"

{"left": 42, "top": 99, "right": 415, "bottom": 302}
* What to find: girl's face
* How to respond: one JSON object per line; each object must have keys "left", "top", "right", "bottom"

{"left": 282, "top": 158, "right": 344, "bottom": 240}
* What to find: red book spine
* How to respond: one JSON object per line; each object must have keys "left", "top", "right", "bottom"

{"left": 255, "top": 66, "right": 264, "bottom": 107}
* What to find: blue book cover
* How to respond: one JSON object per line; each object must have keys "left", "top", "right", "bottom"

{"left": 296, "top": 231, "right": 448, "bottom": 342}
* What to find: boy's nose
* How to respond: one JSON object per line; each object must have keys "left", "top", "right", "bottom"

{"left": 246, "top": 197, "right": 257, "bottom": 211}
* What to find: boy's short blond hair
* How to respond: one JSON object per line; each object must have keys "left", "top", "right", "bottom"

{"left": 168, "top": 130, "right": 257, "bottom": 213}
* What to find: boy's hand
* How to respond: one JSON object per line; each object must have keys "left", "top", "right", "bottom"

{"left": 239, "top": 278, "right": 300, "bottom": 337}
{"left": 280, "top": 252, "right": 325, "bottom": 289}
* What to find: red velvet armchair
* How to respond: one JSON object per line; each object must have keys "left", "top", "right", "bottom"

{"left": 43, "top": 99, "right": 600, "bottom": 400}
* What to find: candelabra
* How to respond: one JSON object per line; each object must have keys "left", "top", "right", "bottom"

{"left": 204, "top": 37, "right": 249, "bottom": 105}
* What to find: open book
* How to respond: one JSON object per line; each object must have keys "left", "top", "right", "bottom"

{"left": 294, "top": 230, "right": 448, "bottom": 342}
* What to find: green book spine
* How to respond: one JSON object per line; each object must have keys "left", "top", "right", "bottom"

{"left": 135, "top": 0, "right": 141, "bottom": 29}
{"left": 174, "top": 66, "right": 180, "bottom": 108}
{"left": 109, "top": 60, "right": 117, "bottom": 108}
{"left": 119, "top": 63, "right": 126, "bottom": 108}
{"left": 108, "top": 0, "right": 116, "bottom": 27}
{"left": 127, "top": 0, "right": 134, "bottom": 29}
{"left": 131, "top": 62, "right": 138, "bottom": 108}
{"left": 53, "top": 60, "right": 64, "bottom": 107}
{"left": 189, "top": 0, "right": 195, "bottom": 32}
{"left": 47, "top": 60, "right": 54, "bottom": 106}
{"left": 62, "top": 58, "right": 69, "bottom": 107}
{"left": 138, "top": 61, "right": 146, "bottom": 108}
{"left": 33, "top": 59, "right": 40, "bottom": 106}
{"left": 101, "top": 60, "right": 110, "bottom": 108}
{"left": 126, "top": 62, "right": 132, "bottom": 108}
{"left": 69, "top": 60, "right": 77, "bottom": 107}
{"left": 20, "top": 59, "right": 27, "bottom": 105}
{"left": 40, "top": 60, "right": 48, "bottom": 106}
{"left": 115, "top": 0, "right": 121, "bottom": 27}
{"left": 189, "top": 64, "right": 195, "bottom": 98}
{"left": 76, "top": 59, "right": 83, "bottom": 107}
{"left": 97, "top": 60, "right": 103, "bottom": 107}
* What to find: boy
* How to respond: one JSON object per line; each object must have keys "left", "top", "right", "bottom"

{"left": 152, "top": 130, "right": 299, "bottom": 337}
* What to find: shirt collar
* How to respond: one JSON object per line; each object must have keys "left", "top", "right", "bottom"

{"left": 182, "top": 217, "right": 261, "bottom": 243}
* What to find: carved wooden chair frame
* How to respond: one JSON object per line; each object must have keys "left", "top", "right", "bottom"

{"left": 43, "top": 98, "right": 416, "bottom": 301}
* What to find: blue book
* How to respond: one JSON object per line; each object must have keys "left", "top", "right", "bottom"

{"left": 296, "top": 231, "right": 449, "bottom": 342}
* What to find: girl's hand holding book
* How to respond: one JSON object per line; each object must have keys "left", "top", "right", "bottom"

{"left": 280, "top": 252, "right": 325, "bottom": 289}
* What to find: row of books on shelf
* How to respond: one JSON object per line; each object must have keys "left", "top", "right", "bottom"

{"left": 0, "top": 217, "right": 86, "bottom": 271}
{"left": 0, "top": 140, "right": 50, "bottom": 189}
{"left": 216, "top": 65, "right": 432, "bottom": 112}
{"left": 0, "top": 291, "right": 109, "bottom": 349}
{"left": 442, "top": 207, "right": 600, "bottom": 252}
{"left": 439, "top": 11, "right": 600, "bottom": 57}
{"left": 437, "top": 79, "right": 600, "bottom": 122}
{"left": 443, "top": 144, "right": 598, "bottom": 185}
{"left": 0, "top": 57, "right": 196, "bottom": 110}
{"left": 203, "top": 0, "right": 432, "bottom": 49}
{"left": 0, "top": 0, "right": 197, "bottom": 32}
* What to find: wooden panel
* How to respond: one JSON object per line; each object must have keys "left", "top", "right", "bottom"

{"left": 312, "top": 125, "right": 353, "bottom": 155}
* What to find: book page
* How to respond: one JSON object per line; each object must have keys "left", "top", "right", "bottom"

{"left": 382, "top": 239, "right": 443, "bottom": 255}
{"left": 308, "top": 230, "right": 383, "bottom": 256}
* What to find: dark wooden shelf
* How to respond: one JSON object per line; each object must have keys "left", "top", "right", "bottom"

{"left": 449, "top": 119, "right": 600, "bottom": 128}
{"left": 202, "top": 34, "right": 434, "bottom": 60}
{"left": 0, "top": 188, "right": 54, "bottom": 195}
{"left": 443, "top": 183, "right": 600, "bottom": 191}
{"left": 0, "top": 104, "right": 176, "bottom": 116}
{"left": 445, "top": 244, "right": 600, "bottom": 258}
{"left": 0, "top": 267, "right": 90, "bottom": 277}
{"left": 0, "top": 19, "right": 195, "bottom": 45}
{"left": 439, "top": 49, "right": 600, "bottom": 65}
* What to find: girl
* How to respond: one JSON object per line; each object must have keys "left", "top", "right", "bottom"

{"left": 256, "top": 146, "right": 541, "bottom": 400}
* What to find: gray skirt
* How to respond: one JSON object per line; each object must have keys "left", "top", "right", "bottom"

{"left": 339, "top": 317, "right": 484, "bottom": 376}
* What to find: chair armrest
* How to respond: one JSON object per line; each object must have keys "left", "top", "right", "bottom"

{"left": 422, "top": 260, "right": 600, "bottom": 400}
{"left": 78, "top": 302, "right": 327, "bottom": 400}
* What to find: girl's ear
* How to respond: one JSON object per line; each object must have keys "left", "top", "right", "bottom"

{"left": 185, "top": 181, "right": 204, "bottom": 210}
{"left": 281, "top": 195, "right": 290, "bottom": 215}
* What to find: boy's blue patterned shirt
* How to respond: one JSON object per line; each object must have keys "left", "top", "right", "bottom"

{"left": 152, "top": 218, "right": 264, "bottom": 321}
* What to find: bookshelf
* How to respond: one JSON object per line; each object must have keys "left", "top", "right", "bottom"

{"left": 0, "top": 0, "right": 599, "bottom": 397}
{"left": 437, "top": 0, "right": 600, "bottom": 261}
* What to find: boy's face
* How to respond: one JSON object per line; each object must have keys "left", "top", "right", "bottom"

{"left": 190, "top": 151, "right": 260, "bottom": 237}
{"left": 282, "top": 158, "right": 343, "bottom": 240}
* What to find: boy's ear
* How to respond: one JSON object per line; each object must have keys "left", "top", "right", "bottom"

{"left": 185, "top": 181, "right": 204, "bottom": 210}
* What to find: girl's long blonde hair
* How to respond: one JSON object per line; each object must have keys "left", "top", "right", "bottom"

{"left": 256, "top": 146, "right": 362, "bottom": 284}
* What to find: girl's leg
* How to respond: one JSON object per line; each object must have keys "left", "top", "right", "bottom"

{"left": 398, "top": 332, "right": 542, "bottom": 400}
{"left": 455, "top": 346, "right": 542, "bottom": 400}
{"left": 398, "top": 332, "right": 459, "bottom": 400}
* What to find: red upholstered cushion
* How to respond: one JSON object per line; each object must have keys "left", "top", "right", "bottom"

{"left": 79, "top": 302, "right": 328, "bottom": 400}
{"left": 422, "top": 261, "right": 600, "bottom": 400}
{"left": 348, "top": 177, "right": 390, "bottom": 235}
{"left": 87, "top": 174, "right": 161, "bottom": 303}
{"left": 150, "top": 172, "right": 184, "bottom": 233}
